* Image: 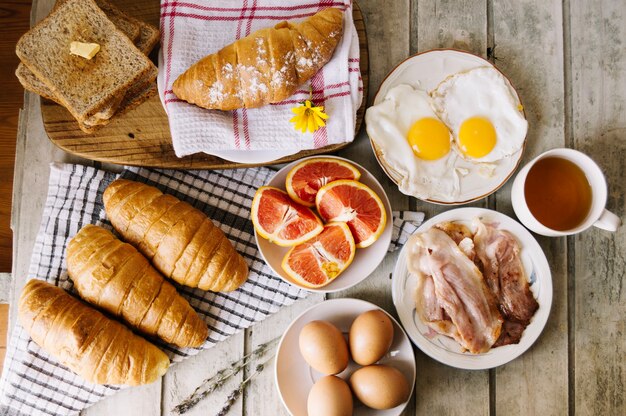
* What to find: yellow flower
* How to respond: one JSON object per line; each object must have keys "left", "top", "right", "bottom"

{"left": 290, "top": 100, "right": 329, "bottom": 133}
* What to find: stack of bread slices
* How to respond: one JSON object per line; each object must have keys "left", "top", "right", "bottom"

{"left": 16, "top": 0, "right": 160, "bottom": 133}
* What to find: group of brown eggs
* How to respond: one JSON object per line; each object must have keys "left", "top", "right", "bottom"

{"left": 299, "top": 310, "right": 410, "bottom": 415}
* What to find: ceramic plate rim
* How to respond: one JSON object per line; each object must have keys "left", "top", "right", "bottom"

{"left": 391, "top": 207, "right": 552, "bottom": 370}
{"left": 369, "top": 48, "right": 528, "bottom": 205}
{"left": 202, "top": 148, "right": 299, "bottom": 164}
{"left": 254, "top": 155, "right": 393, "bottom": 293}
{"left": 274, "top": 298, "right": 417, "bottom": 416}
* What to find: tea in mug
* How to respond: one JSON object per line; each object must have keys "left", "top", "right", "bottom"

{"left": 524, "top": 157, "right": 593, "bottom": 231}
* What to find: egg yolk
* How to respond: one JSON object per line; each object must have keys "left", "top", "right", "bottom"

{"left": 458, "top": 116, "right": 497, "bottom": 158}
{"left": 407, "top": 117, "right": 451, "bottom": 160}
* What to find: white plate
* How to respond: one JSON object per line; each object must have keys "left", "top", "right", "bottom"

{"left": 275, "top": 298, "right": 416, "bottom": 416}
{"left": 255, "top": 155, "right": 393, "bottom": 293}
{"left": 370, "top": 49, "right": 527, "bottom": 205}
{"left": 391, "top": 207, "right": 552, "bottom": 370}
{"left": 203, "top": 148, "right": 297, "bottom": 164}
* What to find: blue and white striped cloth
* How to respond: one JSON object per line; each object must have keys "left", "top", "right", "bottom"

{"left": 0, "top": 163, "right": 423, "bottom": 415}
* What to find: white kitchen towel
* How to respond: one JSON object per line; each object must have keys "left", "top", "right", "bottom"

{"left": 158, "top": 0, "right": 363, "bottom": 156}
{"left": 0, "top": 163, "right": 422, "bottom": 416}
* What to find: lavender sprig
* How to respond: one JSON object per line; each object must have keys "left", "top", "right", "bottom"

{"left": 215, "top": 356, "right": 274, "bottom": 416}
{"left": 172, "top": 337, "right": 278, "bottom": 415}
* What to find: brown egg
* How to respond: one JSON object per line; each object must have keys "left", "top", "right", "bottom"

{"left": 349, "top": 309, "right": 394, "bottom": 365}
{"left": 349, "top": 365, "right": 410, "bottom": 410}
{"left": 307, "top": 375, "right": 353, "bottom": 416}
{"left": 299, "top": 320, "right": 349, "bottom": 375}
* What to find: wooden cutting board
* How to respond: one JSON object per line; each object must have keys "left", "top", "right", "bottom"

{"left": 40, "top": 1, "right": 369, "bottom": 169}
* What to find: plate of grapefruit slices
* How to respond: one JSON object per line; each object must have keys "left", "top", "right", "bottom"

{"left": 251, "top": 156, "right": 392, "bottom": 292}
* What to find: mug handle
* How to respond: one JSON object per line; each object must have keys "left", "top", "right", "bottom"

{"left": 593, "top": 209, "right": 621, "bottom": 232}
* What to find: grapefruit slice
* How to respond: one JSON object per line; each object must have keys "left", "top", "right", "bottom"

{"left": 282, "top": 222, "right": 356, "bottom": 288}
{"left": 315, "top": 180, "right": 387, "bottom": 248}
{"left": 251, "top": 186, "right": 323, "bottom": 246}
{"left": 286, "top": 158, "right": 361, "bottom": 207}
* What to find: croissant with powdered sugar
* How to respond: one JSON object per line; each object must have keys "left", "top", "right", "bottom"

{"left": 172, "top": 7, "right": 344, "bottom": 110}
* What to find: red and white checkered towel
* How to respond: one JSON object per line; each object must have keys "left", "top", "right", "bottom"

{"left": 157, "top": 0, "right": 363, "bottom": 158}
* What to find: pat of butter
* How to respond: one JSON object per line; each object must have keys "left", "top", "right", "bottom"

{"left": 70, "top": 42, "right": 100, "bottom": 59}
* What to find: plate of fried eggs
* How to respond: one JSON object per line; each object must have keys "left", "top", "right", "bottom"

{"left": 365, "top": 49, "right": 528, "bottom": 204}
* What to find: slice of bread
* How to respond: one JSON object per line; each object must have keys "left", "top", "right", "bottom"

{"left": 16, "top": 0, "right": 155, "bottom": 122}
{"left": 76, "top": 83, "right": 158, "bottom": 133}
{"left": 83, "top": 65, "right": 157, "bottom": 127}
{"left": 16, "top": 62, "right": 57, "bottom": 101}
{"left": 17, "top": 0, "right": 161, "bottom": 133}
{"left": 130, "top": 19, "right": 160, "bottom": 55}
{"left": 82, "top": 82, "right": 158, "bottom": 129}
{"left": 18, "top": 60, "right": 130, "bottom": 123}
{"left": 54, "top": 0, "right": 141, "bottom": 42}
{"left": 91, "top": 0, "right": 141, "bottom": 42}
{"left": 16, "top": 13, "right": 159, "bottom": 121}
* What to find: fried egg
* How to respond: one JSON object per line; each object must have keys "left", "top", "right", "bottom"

{"left": 365, "top": 84, "right": 460, "bottom": 200}
{"left": 431, "top": 66, "right": 528, "bottom": 163}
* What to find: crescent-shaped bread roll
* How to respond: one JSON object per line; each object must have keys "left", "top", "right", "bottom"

{"left": 103, "top": 179, "right": 249, "bottom": 292}
{"left": 18, "top": 279, "right": 169, "bottom": 385}
{"left": 66, "top": 224, "right": 208, "bottom": 347}
{"left": 172, "top": 7, "right": 344, "bottom": 110}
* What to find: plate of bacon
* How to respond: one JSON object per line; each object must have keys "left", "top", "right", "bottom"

{"left": 392, "top": 207, "right": 552, "bottom": 369}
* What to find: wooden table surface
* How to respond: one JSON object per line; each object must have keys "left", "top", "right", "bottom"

{"left": 9, "top": 0, "right": 625, "bottom": 415}
{"left": 0, "top": 0, "right": 31, "bottom": 272}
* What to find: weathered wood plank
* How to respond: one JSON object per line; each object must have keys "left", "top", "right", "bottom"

{"left": 0, "top": 0, "right": 30, "bottom": 273}
{"left": 10, "top": 2, "right": 164, "bottom": 414}
{"left": 332, "top": 0, "right": 411, "bottom": 306}
{"left": 491, "top": 1, "right": 569, "bottom": 415}
{"left": 411, "top": 0, "right": 491, "bottom": 224}
{"left": 330, "top": 0, "right": 413, "bottom": 413}
{"left": 570, "top": 0, "right": 626, "bottom": 414}
{"left": 410, "top": 1, "right": 490, "bottom": 415}
{"left": 162, "top": 334, "right": 245, "bottom": 416}
{"left": 83, "top": 382, "right": 162, "bottom": 416}
{"left": 10, "top": 1, "right": 626, "bottom": 415}
{"left": 243, "top": 295, "right": 322, "bottom": 416}
{"left": 412, "top": 0, "right": 487, "bottom": 56}
{"left": 334, "top": 1, "right": 412, "bottom": 414}
{"left": 9, "top": 97, "right": 77, "bottom": 334}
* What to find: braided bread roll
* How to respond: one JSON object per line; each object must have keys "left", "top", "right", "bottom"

{"left": 103, "top": 179, "right": 249, "bottom": 292}
{"left": 172, "top": 7, "right": 344, "bottom": 110}
{"left": 67, "top": 225, "right": 208, "bottom": 348}
{"left": 18, "top": 279, "right": 169, "bottom": 385}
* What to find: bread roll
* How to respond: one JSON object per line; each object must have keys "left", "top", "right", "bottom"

{"left": 67, "top": 224, "right": 208, "bottom": 347}
{"left": 172, "top": 7, "right": 344, "bottom": 110}
{"left": 18, "top": 279, "right": 169, "bottom": 385}
{"left": 103, "top": 179, "right": 249, "bottom": 292}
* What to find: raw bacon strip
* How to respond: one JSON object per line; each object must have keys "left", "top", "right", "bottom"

{"left": 434, "top": 221, "right": 474, "bottom": 245}
{"left": 414, "top": 274, "right": 462, "bottom": 343}
{"left": 408, "top": 228, "right": 503, "bottom": 353}
{"left": 435, "top": 221, "right": 477, "bottom": 260}
{"left": 473, "top": 219, "right": 539, "bottom": 345}
{"left": 493, "top": 320, "right": 526, "bottom": 347}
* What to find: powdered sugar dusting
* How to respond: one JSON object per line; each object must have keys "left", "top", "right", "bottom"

{"left": 208, "top": 81, "right": 225, "bottom": 103}
{"left": 222, "top": 63, "right": 234, "bottom": 80}
{"left": 297, "top": 57, "right": 314, "bottom": 68}
{"left": 270, "top": 50, "right": 295, "bottom": 90}
{"left": 237, "top": 64, "right": 269, "bottom": 98}
{"left": 255, "top": 36, "right": 269, "bottom": 66}
{"left": 197, "top": 15, "right": 338, "bottom": 107}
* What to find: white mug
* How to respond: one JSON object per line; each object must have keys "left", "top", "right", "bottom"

{"left": 511, "top": 148, "right": 621, "bottom": 237}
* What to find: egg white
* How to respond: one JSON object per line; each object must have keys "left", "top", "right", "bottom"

{"left": 365, "top": 84, "right": 461, "bottom": 201}
{"left": 431, "top": 66, "right": 528, "bottom": 163}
